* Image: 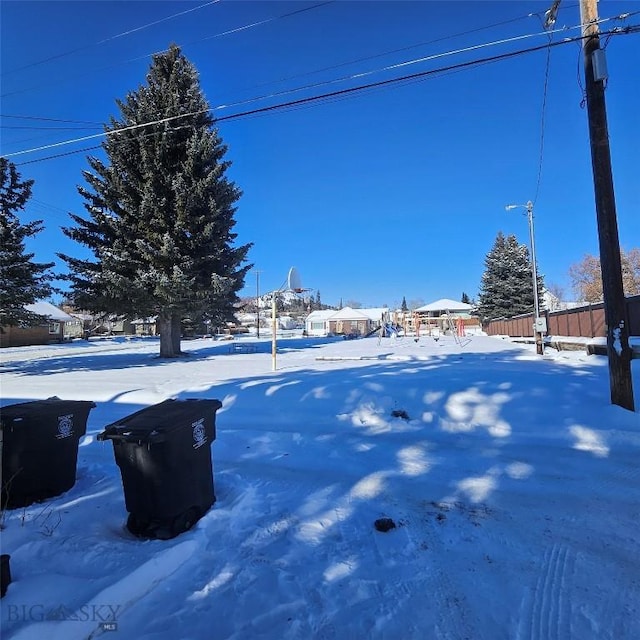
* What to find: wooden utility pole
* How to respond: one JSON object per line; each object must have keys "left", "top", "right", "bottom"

{"left": 580, "top": 0, "right": 634, "bottom": 410}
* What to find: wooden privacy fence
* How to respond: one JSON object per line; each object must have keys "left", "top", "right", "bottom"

{"left": 484, "top": 294, "right": 640, "bottom": 338}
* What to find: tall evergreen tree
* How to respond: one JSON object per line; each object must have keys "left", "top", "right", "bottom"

{"left": 401, "top": 296, "right": 408, "bottom": 312}
{"left": 59, "top": 45, "right": 252, "bottom": 357}
{"left": 477, "top": 231, "right": 544, "bottom": 321}
{"left": 315, "top": 290, "right": 321, "bottom": 310}
{"left": 461, "top": 292, "right": 470, "bottom": 304}
{"left": 0, "top": 158, "right": 55, "bottom": 326}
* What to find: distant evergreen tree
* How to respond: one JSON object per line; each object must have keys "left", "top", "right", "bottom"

{"left": 315, "top": 290, "right": 321, "bottom": 309}
{"left": 59, "top": 45, "right": 252, "bottom": 357}
{"left": 477, "top": 231, "right": 544, "bottom": 321}
{"left": 338, "top": 298, "right": 343, "bottom": 310}
{"left": 0, "top": 159, "right": 55, "bottom": 326}
{"left": 461, "top": 292, "right": 470, "bottom": 304}
{"left": 401, "top": 296, "right": 408, "bottom": 312}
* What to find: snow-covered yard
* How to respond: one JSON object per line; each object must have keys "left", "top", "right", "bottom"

{"left": 1, "top": 334, "right": 639, "bottom": 639}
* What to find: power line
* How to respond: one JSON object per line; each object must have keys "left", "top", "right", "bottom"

{"left": 0, "top": 2, "right": 336, "bottom": 100}
{"left": 0, "top": 115, "right": 104, "bottom": 125}
{"left": 0, "top": 0, "right": 223, "bottom": 77}
{"left": 0, "top": 9, "right": 528, "bottom": 116}
{"left": 5, "top": 7, "right": 634, "bottom": 127}
{"left": 530, "top": 1, "right": 560, "bottom": 206}
{"left": 1, "top": 125, "right": 103, "bottom": 131}
{"left": 15, "top": 145, "right": 103, "bottom": 166}
{"left": 15, "top": 28, "right": 637, "bottom": 167}
{"left": 236, "top": 12, "right": 538, "bottom": 94}
{"left": 533, "top": 42, "right": 552, "bottom": 207}
{"left": 208, "top": 17, "right": 597, "bottom": 118}
{"left": 6, "top": 14, "right": 635, "bottom": 161}
{"left": 211, "top": 33, "right": 615, "bottom": 122}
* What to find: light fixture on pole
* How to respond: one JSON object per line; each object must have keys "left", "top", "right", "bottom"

{"left": 505, "top": 200, "right": 545, "bottom": 355}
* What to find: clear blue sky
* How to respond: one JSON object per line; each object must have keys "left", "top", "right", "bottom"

{"left": 1, "top": 0, "right": 638, "bottom": 309}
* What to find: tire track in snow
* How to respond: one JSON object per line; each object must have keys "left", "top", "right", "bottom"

{"left": 520, "top": 542, "right": 574, "bottom": 640}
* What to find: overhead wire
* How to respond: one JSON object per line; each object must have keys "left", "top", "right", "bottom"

{"left": 1, "top": 125, "right": 103, "bottom": 131}
{"left": 529, "top": 0, "right": 563, "bottom": 207}
{"left": 0, "top": 6, "right": 538, "bottom": 114}
{"left": 0, "top": 0, "right": 223, "bottom": 77}
{"left": 210, "top": 12, "right": 537, "bottom": 97}
{"left": 0, "top": 115, "right": 104, "bottom": 125}
{"left": 533, "top": 43, "right": 552, "bottom": 207}
{"left": 4, "top": 12, "right": 633, "bottom": 160}
{"left": 0, "top": 1, "right": 336, "bottom": 100}
{"left": 13, "top": 26, "right": 639, "bottom": 167}
{"left": 4, "top": 6, "right": 636, "bottom": 124}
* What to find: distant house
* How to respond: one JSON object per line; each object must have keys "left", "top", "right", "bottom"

{"left": 92, "top": 315, "right": 134, "bottom": 336}
{"left": 542, "top": 290, "right": 580, "bottom": 312}
{"left": 266, "top": 315, "right": 297, "bottom": 330}
{"left": 305, "top": 310, "right": 336, "bottom": 336}
{"left": 305, "top": 307, "right": 390, "bottom": 337}
{"left": 131, "top": 317, "right": 158, "bottom": 336}
{"left": 0, "top": 302, "right": 82, "bottom": 348}
{"left": 64, "top": 308, "right": 135, "bottom": 337}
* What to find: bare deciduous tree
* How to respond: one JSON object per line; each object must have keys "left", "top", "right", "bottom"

{"left": 569, "top": 249, "right": 640, "bottom": 302}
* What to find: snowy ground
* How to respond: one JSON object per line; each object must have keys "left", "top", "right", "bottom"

{"left": 1, "top": 333, "right": 639, "bottom": 639}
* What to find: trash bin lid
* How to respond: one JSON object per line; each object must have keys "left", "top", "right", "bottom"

{"left": 1, "top": 398, "right": 96, "bottom": 425}
{"left": 98, "top": 398, "right": 222, "bottom": 443}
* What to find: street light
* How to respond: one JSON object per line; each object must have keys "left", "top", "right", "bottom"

{"left": 505, "top": 200, "right": 545, "bottom": 355}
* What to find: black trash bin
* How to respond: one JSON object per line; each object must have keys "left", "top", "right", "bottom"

{"left": 1, "top": 398, "right": 96, "bottom": 509}
{"left": 98, "top": 398, "right": 222, "bottom": 540}
{"left": 1, "top": 554, "right": 11, "bottom": 598}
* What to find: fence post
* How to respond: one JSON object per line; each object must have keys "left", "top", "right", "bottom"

{"left": 577, "top": 310, "right": 582, "bottom": 337}
{"left": 545, "top": 309, "right": 550, "bottom": 336}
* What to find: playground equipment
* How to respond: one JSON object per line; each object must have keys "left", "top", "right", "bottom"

{"left": 377, "top": 322, "right": 401, "bottom": 345}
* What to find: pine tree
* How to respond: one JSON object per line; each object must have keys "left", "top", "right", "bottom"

{"left": 315, "top": 290, "right": 321, "bottom": 310}
{"left": 477, "top": 231, "right": 544, "bottom": 321}
{"left": 0, "top": 158, "right": 55, "bottom": 326}
{"left": 59, "top": 45, "right": 252, "bottom": 357}
{"left": 401, "top": 296, "right": 408, "bottom": 313}
{"left": 461, "top": 292, "right": 470, "bottom": 304}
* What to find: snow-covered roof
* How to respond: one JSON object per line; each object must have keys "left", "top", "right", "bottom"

{"left": 358, "top": 307, "right": 390, "bottom": 321}
{"left": 327, "top": 307, "right": 372, "bottom": 320}
{"left": 24, "top": 302, "right": 74, "bottom": 321}
{"left": 307, "top": 307, "right": 390, "bottom": 322}
{"left": 306, "top": 310, "right": 336, "bottom": 321}
{"left": 415, "top": 298, "right": 474, "bottom": 312}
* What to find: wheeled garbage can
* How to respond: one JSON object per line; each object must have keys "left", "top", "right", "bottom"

{"left": 1, "top": 398, "right": 96, "bottom": 509}
{"left": 98, "top": 398, "right": 222, "bottom": 540}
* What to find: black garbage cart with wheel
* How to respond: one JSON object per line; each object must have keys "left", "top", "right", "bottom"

{"left": 98, "top": 398, "right": 222, "bottom": 540}
{"left": 1, "top": 398, "right": 96, "bottom": 509}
